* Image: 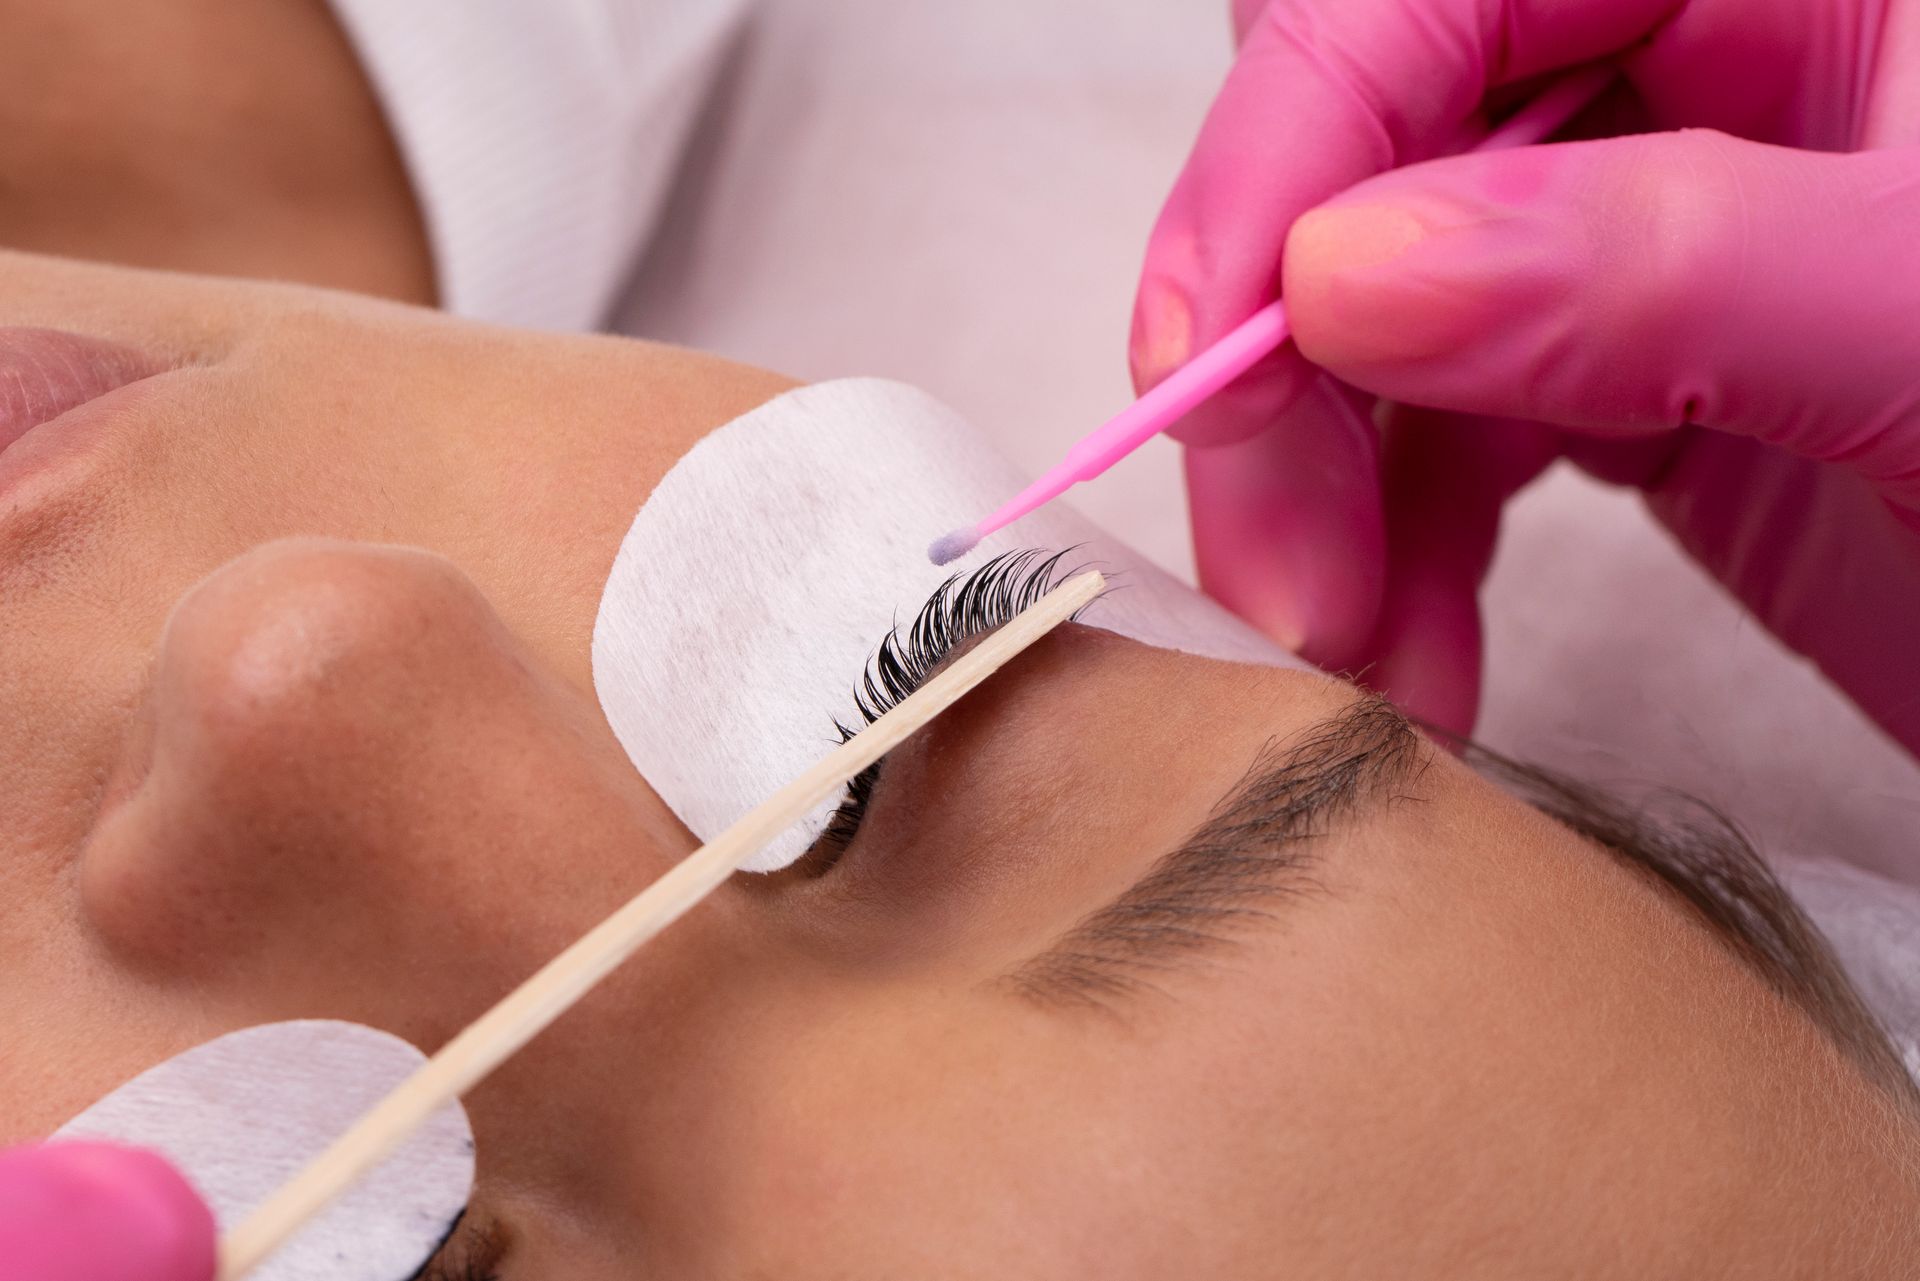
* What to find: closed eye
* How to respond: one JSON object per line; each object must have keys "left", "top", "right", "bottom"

{"left": 791, "top": 547, "right": 1095, "bottom": 876}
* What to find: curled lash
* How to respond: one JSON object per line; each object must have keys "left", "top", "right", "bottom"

{"left": 809, "top": 548, "right": 1093, "bottom": 864}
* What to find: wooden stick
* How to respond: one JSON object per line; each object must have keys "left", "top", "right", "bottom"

{"left": 217, "top": 569, "right": 1105, "bottom": 1279}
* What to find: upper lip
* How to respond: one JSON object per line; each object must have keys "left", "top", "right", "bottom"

{"left": 0, "top": 327, "right": 166, "bottom": 455}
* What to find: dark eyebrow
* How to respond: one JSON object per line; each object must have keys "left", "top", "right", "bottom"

{"left": 1008, "top": 694, "right": 1425, "bottom": 1010}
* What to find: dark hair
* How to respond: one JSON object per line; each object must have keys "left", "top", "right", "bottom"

{"left": 1461, "top": 740, "right": 1920, "bottom": 1112}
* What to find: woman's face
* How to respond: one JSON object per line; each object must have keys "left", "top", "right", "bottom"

{"left": 3, "top": 249, "right": 1912, "bottom": 1278}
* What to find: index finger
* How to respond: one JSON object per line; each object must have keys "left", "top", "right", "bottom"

{"left": 1134, "top": 0, "right": 1682, "bottom": 445}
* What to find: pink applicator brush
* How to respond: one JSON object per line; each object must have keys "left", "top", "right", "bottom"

{"left": 928, "top": 66, "right": 1614, "bottom": 567}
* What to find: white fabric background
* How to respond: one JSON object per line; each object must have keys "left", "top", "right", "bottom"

{"left": 327, "top": 0, "right": 748, "bottom": 330}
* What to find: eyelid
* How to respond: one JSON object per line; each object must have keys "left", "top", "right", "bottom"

{"left": 847, "top": 548, "right": 1087, "bottom": 727}
{"left": 794, "top": 548, "right": 1094, "bottom": 877}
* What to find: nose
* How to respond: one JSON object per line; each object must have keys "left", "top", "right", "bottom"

{"left": 78, "top": 538, "right": 692, "bottom": 1046}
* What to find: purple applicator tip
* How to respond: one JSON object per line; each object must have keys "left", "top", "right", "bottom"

{"left": 927, "top": 526, "right": 981, "bottom": 566}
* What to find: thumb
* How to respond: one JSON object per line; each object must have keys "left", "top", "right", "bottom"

{"left": 0, "top": 1142, "right": 216, "bottom": 1281}
{"left": 1282, "top": 132, "right": 1920, "bottom": 521}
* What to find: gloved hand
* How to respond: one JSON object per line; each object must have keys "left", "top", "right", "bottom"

{"left": 0, "top": 1142, "right": 215, "bottom": 1281}
{"left": 1131, "top": 0, "right": 1920, "bottom": 753}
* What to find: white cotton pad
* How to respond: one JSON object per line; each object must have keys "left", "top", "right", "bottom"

{"left": 55, "top": 1020, "right": 475, "bottom": 1281}
{"left": 592, "top": 377, "right": 1305, "bottom": 871}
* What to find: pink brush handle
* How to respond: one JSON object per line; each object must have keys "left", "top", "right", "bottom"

{"left": 1064, "top": 301, "right": 1292, "bottom": 482}
{"left": 970, "top": 65, "right": 1613, "bottom": 543}
{"left": 975, "top": 301, "right": 1291, "bottom": 534}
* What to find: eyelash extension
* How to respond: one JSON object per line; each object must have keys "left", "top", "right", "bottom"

{"left": 805, "top": 547, "right": 1093, "bottom": 869}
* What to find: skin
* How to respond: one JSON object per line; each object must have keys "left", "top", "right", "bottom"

{"left": 2, "top": 248, "right": 1918, "bottom": 1279}
{"left": 1, "top": 6, "right": 1915, "bottom": 1275}
{"left": 0, "top": 0, "right": 433, "bottom": 303}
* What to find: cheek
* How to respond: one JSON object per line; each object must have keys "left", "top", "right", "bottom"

{"left": 689, "top": 1016, "right": 1221, "bottom": 1280}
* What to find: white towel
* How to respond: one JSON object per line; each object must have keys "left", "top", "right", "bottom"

{"left": 325, "top": 0, "right": 747, "bottom": 330}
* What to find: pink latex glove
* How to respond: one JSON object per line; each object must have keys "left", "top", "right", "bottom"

{"left": 0, "top": 1142, "right": 215, "bottom": 1281}
{"left": 1132, "top": 0, "right": 1920, "bottom": 754}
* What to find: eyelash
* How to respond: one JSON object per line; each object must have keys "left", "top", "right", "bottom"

{"left": 804, "top": 547, "right": 1089, "bottom": 870}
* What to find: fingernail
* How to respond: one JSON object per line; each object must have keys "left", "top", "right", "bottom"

{"left": 1292, "top": 203, "right": 1429, "bottom": 276}
{"left": 1257, "top": 609, "right": 1307, "bottom": 656}
{"left": 1284, "top": 196, "right": 1528, "bottom": 370}
{"left": 1139, "top": 272, "right": 1317, "bottom": 446}
{"left": 1200, "top": 566, "right": 1307, "bottom": 654}
{"left": 1130, "top": 276, "right": 1195, "bottom": 390}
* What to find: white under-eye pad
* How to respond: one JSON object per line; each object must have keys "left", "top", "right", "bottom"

{"left": 55, "top": 1020, "right": 475, "bottom": 1281}
{"left": 592, "top": 377, "right": 1305, "bottom": 872}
